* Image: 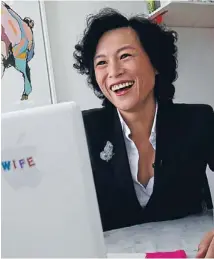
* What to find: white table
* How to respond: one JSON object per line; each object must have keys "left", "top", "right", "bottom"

{"left": 104, "top": 211, "right": 214, "bottom": 258}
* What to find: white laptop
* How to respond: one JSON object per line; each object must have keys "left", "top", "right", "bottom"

{"left": 1, "top": 102, "right": 106, "bottom": 258}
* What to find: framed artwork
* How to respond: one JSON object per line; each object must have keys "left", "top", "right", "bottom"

{"left": 1, "top": 0, "right": 56, "bottom": 113}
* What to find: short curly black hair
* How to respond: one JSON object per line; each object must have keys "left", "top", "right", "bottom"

{"left": 73, "top": 7, "right": 178, "bottom": 106}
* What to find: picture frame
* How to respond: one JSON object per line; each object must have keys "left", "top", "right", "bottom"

{"left": 1, "top": 0, "right": 57, "bottom": 113}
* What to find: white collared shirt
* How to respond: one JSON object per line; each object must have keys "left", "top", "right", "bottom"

{"left": 117, "top": 105, "right": 158, "bottom": 207}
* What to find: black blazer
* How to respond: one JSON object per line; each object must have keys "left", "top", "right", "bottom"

{"left": 82, "top": 101, "right": 214, "bottom": 231}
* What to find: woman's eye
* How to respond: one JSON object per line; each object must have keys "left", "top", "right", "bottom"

{"left": 96, "top": 60, "right": 106, "bottom": 66}
{"left": 120, "top": 53, "right": 131, "bottom": 59}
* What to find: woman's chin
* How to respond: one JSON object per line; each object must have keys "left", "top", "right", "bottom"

{"left": 114, "top": 101, "right": 138, "bottom": 112}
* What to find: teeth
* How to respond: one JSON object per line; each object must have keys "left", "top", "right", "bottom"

{"left": 111, "top": 81, "right": 134, "bottom": 92}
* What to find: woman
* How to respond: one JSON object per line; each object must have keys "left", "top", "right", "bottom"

{"left": 73, "top": 8, "right": 214, "bottom": 257}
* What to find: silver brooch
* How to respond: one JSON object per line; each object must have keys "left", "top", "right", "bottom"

{"left": 100, "top": 141, "right": 114, "bottom": 162}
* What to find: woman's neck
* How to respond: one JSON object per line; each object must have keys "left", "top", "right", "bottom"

{"left": 119, "top": 94, "right": 156, "bottom": 140}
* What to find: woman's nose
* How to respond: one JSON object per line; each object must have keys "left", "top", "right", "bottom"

{"left": 108, "top": 61, "right": 124, "bottom": 78}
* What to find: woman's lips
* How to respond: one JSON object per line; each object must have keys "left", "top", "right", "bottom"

{"left": 114, "top": 83, "right": 135, "bottom": 96}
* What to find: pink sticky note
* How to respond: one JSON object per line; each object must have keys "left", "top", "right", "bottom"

{"left": 146, "top": 249, "right": 187, "bottom": 258}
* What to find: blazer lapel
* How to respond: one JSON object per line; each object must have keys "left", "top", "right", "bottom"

{"left": 107, "top": 107, "right": 142, "bottom": 209}
{"left": 144, "top": 101, "right": 175, "bottom": 208}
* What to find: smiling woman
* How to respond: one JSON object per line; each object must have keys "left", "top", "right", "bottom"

{"left": 73, "top": 7, "right": 214, "bottom": 258}
{"left": 73, "top": 8, "right": 177, "bottom": 108}
{"left": 93, "top": 27, "right": 156, "bottom": 112}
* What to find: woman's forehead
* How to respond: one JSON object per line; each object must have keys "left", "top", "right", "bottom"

{"left": 95, "top": 27, "right": 141, "bottom": 56}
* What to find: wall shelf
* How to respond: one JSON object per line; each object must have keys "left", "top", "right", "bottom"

{"left": 149, "top": 1, "right": 214, "bottom": 28}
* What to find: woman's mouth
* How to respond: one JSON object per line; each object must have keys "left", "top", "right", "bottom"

{"left": 110, "top": 81, "right": 135, "bottom": 96}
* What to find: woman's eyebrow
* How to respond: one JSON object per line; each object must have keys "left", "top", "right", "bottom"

{"left": 116, "top": 45, "right": 136, "bottom": 54}
{"left": 94, "top": 54, "right": 106, "bottom": 61}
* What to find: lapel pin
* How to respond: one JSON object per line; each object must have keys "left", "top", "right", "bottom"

{"left": 100, "top": 141, "right": 114, "bottom": 162}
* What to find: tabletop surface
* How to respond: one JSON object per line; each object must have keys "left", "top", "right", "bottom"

{"left": 104, "top": 211, "right": 214, "bottom": 258}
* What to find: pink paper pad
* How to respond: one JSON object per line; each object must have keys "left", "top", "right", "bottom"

{"left": 146, "top": 249, "right": 187, "bottom": 258}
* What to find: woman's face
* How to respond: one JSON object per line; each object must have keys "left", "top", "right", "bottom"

{"left": 94, "top": 27, "right": 156, "bottom": 112}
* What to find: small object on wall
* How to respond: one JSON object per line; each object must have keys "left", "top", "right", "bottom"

{"left": 150, "top": 10, "right": 168, "bottom": 25}
{"left": 153, "top": 14, "right": 163, "bottom": 24}
{"left": 147, "top": 0, "right": 160, "bottom": 14}
{"left": 1, "top": 0, "right": 56, "bottom": 113}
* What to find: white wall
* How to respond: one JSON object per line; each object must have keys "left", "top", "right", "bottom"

{"left": 173, "top": 27, "right": 214, "bottom": 108}
{"left": 44, "top": 1, "right": 149, "bottom": 110}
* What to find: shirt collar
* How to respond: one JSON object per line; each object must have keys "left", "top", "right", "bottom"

{"left": 117, "top": 103, "right": 158, "bottom": 149}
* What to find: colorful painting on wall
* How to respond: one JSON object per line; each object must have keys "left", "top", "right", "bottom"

{"left": 1, "top": 1, "right": 55, "bottom": 113}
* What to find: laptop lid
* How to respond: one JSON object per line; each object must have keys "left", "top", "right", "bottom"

{"left": 1, "top": 102, "right": 106, "bottom": 258}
